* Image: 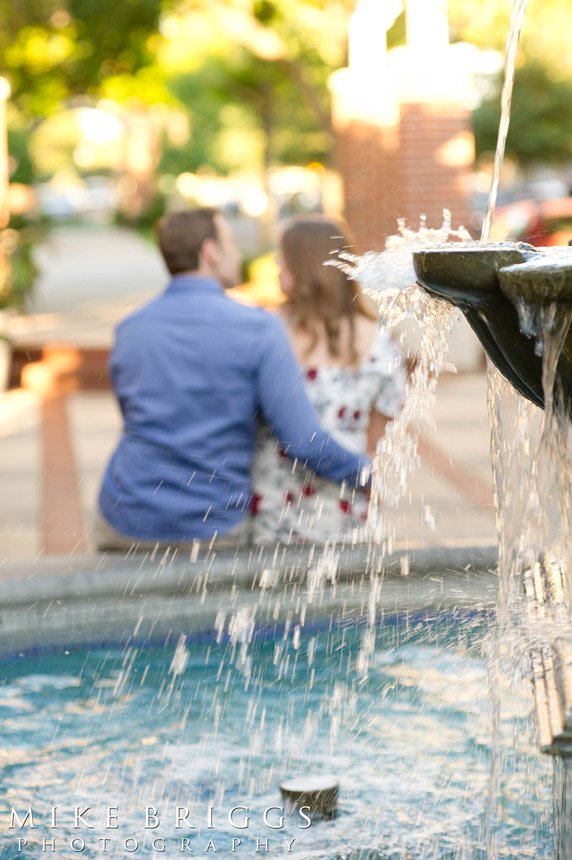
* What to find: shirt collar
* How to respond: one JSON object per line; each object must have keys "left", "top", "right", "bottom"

{"left": 166, "top": 274, "right": 224, "bottom": 295}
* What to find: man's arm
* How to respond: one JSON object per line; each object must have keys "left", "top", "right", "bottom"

{"left": 255, "top": 315, "right": 371, "bottom": 487}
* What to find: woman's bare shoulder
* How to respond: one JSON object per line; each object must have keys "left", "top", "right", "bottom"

{"left": 354, "top": 314, "right": 378, "bottom": 336}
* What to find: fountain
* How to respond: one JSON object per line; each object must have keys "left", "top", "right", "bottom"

{"left": 413, "top": 244, "right": 572, "bottom": 414}
{"left": 412, "top": 240, "right": 572, "bottom": 858}
{"left": 328, "top": 0, "right": 572, "bottom": 851}
{"left": 407, "top": 8, "right": 572, "bottom": 844}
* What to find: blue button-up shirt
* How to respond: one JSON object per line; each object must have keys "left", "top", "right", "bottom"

{"left": 99, "top": 275, "right": 370, "bottom": 541}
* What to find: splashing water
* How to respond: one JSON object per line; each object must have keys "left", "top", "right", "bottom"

{"left": 343, "top": 203, "right": 572, "bottom": 856}
{"left": 328, "top": 213, "right": 477, "bottom": 684}
{"left": 340, "top": 212, "right": 474, "bottom": 548}
{"left": 0, "top": 615, "right": 553, "bottom": 858}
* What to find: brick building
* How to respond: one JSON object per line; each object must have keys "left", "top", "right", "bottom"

{"left": 329, "top": 0, "right": 475, "bottom": 252}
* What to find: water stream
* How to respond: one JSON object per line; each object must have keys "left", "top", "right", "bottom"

{"left": 480, "top": 0, "right": 529, "bottom": 242}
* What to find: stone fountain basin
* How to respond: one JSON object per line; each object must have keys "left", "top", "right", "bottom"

{"left": 0, "top": 546, "right": 560, "bottom": 857}
{"left": 0, "top": 545, "right": 497, "bottom": 655}
{"left": 499, "top": 247, "right": 572, "bottom": 305}
{"left": 412, "top": 243, "right": 538, "bottom": 308}
{"left": 2, "top": 547, "right": 552, "bottom": 860}
{"left": 412, "top": 243, "right": 546, "bottom": 409}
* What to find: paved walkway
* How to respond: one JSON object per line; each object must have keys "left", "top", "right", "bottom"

{"left": 9, "top": 225, "right": 166, "bottom": 348}
{"left": 0, "top": 226, "right": 498, "bottom": 565}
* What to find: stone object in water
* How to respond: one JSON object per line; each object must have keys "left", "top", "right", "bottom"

{"left": 279, "top": 775, "right": 340, "bottom": 820}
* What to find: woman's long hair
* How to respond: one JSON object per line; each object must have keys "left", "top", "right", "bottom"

{"left": 280, "top": 215, "right": 376, "bottom": 365}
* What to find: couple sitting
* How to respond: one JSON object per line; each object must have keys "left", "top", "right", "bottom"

{"left": 95, "top": 207, "right": 405, "bottom": 551}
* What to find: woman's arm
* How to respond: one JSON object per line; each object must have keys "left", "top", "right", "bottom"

{"left": 256, "top": 313, "right": 371, "bottom": 487}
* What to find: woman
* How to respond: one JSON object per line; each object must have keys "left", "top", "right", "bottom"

{"left": 251, "top": 214, "right": 406, "bottom": 545}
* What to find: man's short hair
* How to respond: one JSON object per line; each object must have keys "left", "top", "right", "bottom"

{"left": 156, "top": 208, "right": 220, "bottom": 274}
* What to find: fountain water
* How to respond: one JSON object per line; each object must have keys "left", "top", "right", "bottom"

{"left": 332, "top": 1, "right": 572, "bottom": 853}
{"left": 480, "top": 0, "right": 529, "bottom": 243}
{"left": 413, "top": 243, "right": 572, "bottom": 860}
{"left": 399, "top": 10, "right": 572, "bottom": 850}
{"left": 0, "top": 604, "right": 553, "bottom": 857}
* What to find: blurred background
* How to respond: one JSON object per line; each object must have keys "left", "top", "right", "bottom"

{"left": 1, "top": 0, "right": 572, "bottom": 308}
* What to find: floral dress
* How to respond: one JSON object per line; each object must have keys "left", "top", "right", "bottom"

{"left": 251, "top": 328, "right": 406, "bottom": 545}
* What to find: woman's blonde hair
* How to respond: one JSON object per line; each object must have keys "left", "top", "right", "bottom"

{"left": 280, "top": 214, "right": 376, "bottom": 364}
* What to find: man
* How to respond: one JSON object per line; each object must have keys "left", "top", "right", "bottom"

{"left": 96, "top": 208, "right": 370, "bottom": 550}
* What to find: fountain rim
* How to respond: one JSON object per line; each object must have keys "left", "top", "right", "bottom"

{"left": 412, "top": 242, "right": 540, "bottom": 299}
{"left": 499, "top": 256, "right": 572, "bottom": 305}
{"left": 0, "top": 544, "right": 498, "bottom": 658}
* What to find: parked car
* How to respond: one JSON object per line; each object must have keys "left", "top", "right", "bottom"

{"left": 490, "top": 198, "right": 572, "bottom": 247}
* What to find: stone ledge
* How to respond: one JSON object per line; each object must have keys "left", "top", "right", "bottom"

{"left": 0, "top": 543, "right": 498, "bottom": 608}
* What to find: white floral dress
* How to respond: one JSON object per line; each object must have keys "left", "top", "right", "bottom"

{"left": 251, "top": 328, "right": 406, "bottom": 545}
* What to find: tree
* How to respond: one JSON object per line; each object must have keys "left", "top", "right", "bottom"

{"left": 0, "top": 0, "right": 353, "bottom": 178}
{"left": 449, "top": 0, "right": 572, "bottom": 165}
{"left": 156, "top": 0, "right": 352, "bottom": 172}
{"left": 3, "top": 0, "right": 572, "bottom": 179}
{"left": 473, "top": 61, "right": 572, "bottom": 167}
{"left": 0, "top": 0, "right": 165, "bottom": 118}
{"left": 448, "top": 0, "right": 572, "bottom": 77}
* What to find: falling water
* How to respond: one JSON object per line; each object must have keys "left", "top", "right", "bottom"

{"left": 480, "top": 278, "right": 572, "bottom": 859}
{"left": 341, "top": 212, "right": 472, "bottom": 550}
{"left": 481, "top": 366, "right": 539, "bottom": 859}
{"left": 480, "top": 0, "right": 529, "bottom": 242}
{"left": 555, "top": 760, "right": 572, "bottom": 859}
{"left": 358, "top": 263, "right": 572, "bottom": 857}
{"left": 470, "top": 1, "right": 572, "bottom": 853}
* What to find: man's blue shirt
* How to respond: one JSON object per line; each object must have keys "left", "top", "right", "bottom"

{"left": 99, "top": 275, "right": 370, "bottom": 541}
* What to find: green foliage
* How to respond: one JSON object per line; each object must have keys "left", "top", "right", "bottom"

{"left": 67, "top": 0, "right": 161, "bottom": 91}
{"left": 7, "top": 128, "right": 34, "bottom": 184}
{"left": 253, "top": 0, "right": 277, "bottom": 26}
{"left": 386, "top": 10, "right": 406, "bottom": 50}
{"left": 473, "top": 61, "right": 572, "bottom": 166}
{"left": 0, "top": 227, "right": 41, "bottom": 310}
{"left": 166, "top": 46, "right": 332, "bottom": 173}
{"left": 4, "top": 0, "right": 572, "bottom": 183}
{"left": 2, "top": 0, "right": 343, "bottom": 177}
{"left": 449, "top": 0, "right": 572, "bottom": 76}
{"left": 0, "top": 0, "right": 164, "bottom": 118}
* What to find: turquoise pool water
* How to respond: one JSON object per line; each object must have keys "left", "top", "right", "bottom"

{"left": 0, "top": 610, "right": 552, "bottom": 858}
